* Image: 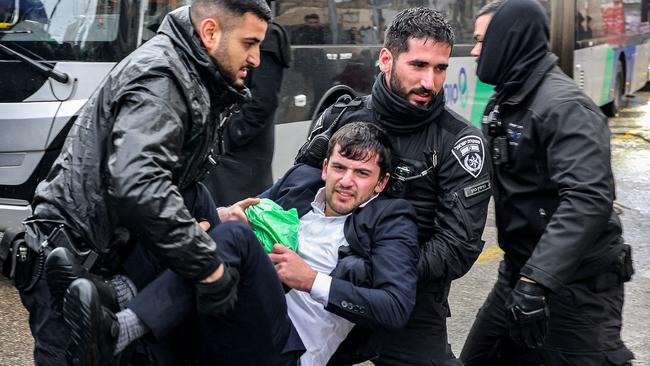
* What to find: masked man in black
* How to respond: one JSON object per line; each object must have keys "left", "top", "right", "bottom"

{"left": 12, "top": 1, "right": 271, "bottom": 365}
{"left": 460, "top": 1, "right": 634, "bottom": 365}
{"left": 296, "top": 8, "right": 491, "bottom": 366}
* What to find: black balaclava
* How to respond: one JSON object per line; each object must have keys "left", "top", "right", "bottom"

{"left": 477, "top": 0, "right": 549, "bottom": 97}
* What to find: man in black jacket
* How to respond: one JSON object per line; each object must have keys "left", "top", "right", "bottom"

{"left": 15, "top": 1, "right": 271, "bottom": 365}
{"left": 296, "top": 8, "right": 491, "bottom": 366}
{"left": 204, "top": 16, "right": 291, "bottom": 205}
{"left": 460, "top": 1, "right": 634, "bottom": 365}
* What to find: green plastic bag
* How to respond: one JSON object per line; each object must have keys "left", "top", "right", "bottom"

{"left": 245, "top": 198, "right": 300, "bottom": 253}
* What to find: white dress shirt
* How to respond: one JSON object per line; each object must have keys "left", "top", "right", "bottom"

{"left": 285, "top": 188, "right": 354, "bottom": 366}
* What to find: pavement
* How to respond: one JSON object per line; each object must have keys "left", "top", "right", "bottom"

{"left": 1, "top": 91, "right": 650, "bottom": 365}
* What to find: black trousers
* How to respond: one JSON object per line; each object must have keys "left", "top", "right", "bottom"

{"left": 19, "top": 183, "right": 303, "bottom": 365}
{"left": 125, "top": 221, "right": 304, "bottom": 366}
{"left": 18, "top": 183, "right": 215, "bottom": 365}
{"left": 18, "top": 256, "right": 67, "bottom": 366}
{"left": 373, "top": 282, "right": 462, "bottom": 366}
{"left": 460, "top": 261, "right": 634, "bottom": 366}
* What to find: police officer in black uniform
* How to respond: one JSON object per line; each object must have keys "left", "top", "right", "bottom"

{"left": 460, "top": 1, "right": 634, "bottom": 364}
{"left": 203, "top": 9, "right": 291, "bottom": 205}
{"left": 296, "top": 8, "right": 491, "bottom": 366}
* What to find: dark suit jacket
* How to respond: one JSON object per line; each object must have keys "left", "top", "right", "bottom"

{"left": 261, "top": 164, "right": 419, "bottom": 331}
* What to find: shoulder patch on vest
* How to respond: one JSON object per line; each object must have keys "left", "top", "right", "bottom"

{"left": 451, "top": 135, "right": 485, "bottom": 178}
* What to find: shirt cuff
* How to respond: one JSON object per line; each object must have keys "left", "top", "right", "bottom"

{"left": 309, "top": 272, "right": 332, "bottom": 305}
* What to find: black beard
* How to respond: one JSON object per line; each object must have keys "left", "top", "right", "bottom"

{"left": 388, "top": 68, "right": 434, "bottom": 108}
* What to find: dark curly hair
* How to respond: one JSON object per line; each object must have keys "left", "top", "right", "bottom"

{"left": 327, "top": 122, "right": 392, "bottom": 178}
{"left": 384, "top": 7, "right": 455, "bottom": 57}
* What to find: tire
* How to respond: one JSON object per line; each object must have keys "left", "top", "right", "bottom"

{"left": 602, "top": 60, "right": 624, "bottom": 117}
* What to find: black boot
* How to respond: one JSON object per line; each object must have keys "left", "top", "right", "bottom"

{"left": 45, "top": 247, "right": 119, "bottom": 313}
{"left": 64, "top": 278, "right": 119, "bottom": 366}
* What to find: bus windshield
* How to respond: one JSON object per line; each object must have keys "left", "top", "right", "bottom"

{"left": 0, "top": 0, "right": 138, "bottom": 62}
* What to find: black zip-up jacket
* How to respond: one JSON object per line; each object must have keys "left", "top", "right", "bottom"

{"left": 301, "top": 77, "right": 492, "bottom": 287}
{"left": 483, "top": 53, "right": 624, "bottom": 292}
{"left": 25, "top": 7, "right": 250, "bottom": 282}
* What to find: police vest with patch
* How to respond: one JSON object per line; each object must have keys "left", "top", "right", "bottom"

{"left": 294, "top": 94, "right": 491, "bottom": 245}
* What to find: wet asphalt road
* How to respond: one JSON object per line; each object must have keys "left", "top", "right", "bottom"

{"left": 1, "top": 92, "right": 650, "bottom": 365}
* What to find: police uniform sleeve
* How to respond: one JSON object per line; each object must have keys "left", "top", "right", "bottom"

{"left": 418, "top": 129, "right": 492, "bottom": 284}
{"left": 106, "top": 76, "right": 221, "bottom": 282}
{"left": 520, "top": 101, "right": 614, "bottom": 292}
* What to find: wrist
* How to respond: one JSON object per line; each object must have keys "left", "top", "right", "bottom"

{"left": 303, "top": 269, "right": 318, "bottom": 292}
{"left": 519, "top": 276, "right": 535, "bottom": 283}
{"left": 515, "top": 279, "right": 545, "bottom": 296}
{"left": 217, "top": 207, "right": 228, "bottom": 222}
{"left": 201, "top": 263, "right": 225, "bottom": 283}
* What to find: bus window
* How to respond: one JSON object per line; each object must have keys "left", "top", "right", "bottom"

{"left": 276, "top": 0, "right": 381, "bottom": 45}
{"left": 576, "top": 0, "right": 644, "bottom": 41}
{"left": 276, "top": 0, "right": 496, "bottom": 47}
{"left": 0, "top": 0, "right": 141, "bottom": 62}
{"left": 623, "top": 0, "right": 643, "bottom": 33}
{"left": 140, "top": 0, "right": 186, "bottom": 43}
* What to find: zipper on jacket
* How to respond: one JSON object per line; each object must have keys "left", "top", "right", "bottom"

{"left": 453, "top": 192, "right": 474, "bottom": 240}
{"left": 538, "top": 208, "right": 549, "bottom": 223}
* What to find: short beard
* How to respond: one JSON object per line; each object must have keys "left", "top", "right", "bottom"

{"left": 212, "top": 33, "right": 240, "bottom": 87}
{"left": 389, "top": 63, "right": 435, "bottom": 108}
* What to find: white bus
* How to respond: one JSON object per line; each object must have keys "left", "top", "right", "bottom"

{"left": 1, "top": 0, "right": 649, "bottom": 231}
{"left": 269, "top": 0, "right": 650, "bottom": 176}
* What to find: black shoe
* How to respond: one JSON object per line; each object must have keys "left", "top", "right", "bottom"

{"left": 64, "top": 278, "right": 119, "bottom": 366}
{"left": 45, "top": 247, "right": 119, "bottom": 313}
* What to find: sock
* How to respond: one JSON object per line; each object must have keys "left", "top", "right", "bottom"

{"left": 110, "top": 275, "right": 138, "bottom": 309}
{"left": 114, "top": 308, "right": 149, "bottom": 354}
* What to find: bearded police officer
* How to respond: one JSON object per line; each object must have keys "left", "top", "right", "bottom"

{"left": 460, "top": 1, "right": 634, "bottom": 365}
{"left": 296, "top": 8, "right": 491, "bottom": 366}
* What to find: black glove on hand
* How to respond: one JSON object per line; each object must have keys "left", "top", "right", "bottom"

{"left": 416, "top": 241, "right": 442, "bottom": 282}
{"left": 505, "top": 280, "right": 549, "bottom": 349}
{"left": 196, "top": 266, "right": 240, "bottom": 318}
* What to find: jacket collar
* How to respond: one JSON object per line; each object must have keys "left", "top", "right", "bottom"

{"left": 500, "top": 53, "right": 558, "bottom": 106}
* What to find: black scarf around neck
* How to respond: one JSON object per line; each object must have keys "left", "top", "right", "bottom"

{"left": 371, "top": 73, "right": 444, "bottom": 134}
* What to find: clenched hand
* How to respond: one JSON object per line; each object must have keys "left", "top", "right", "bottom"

{"left": 268, "top": 244, "right": 316, "bottom": 292}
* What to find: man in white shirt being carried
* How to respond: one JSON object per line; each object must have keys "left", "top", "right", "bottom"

{"left": 48, "top": 122, "right": 420, "bottom": 365}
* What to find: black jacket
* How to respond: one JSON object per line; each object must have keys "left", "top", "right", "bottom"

{"left": 301, "top": 78, "right": 492, "bottom": 288}
{"left": 25, "top": 7, "right": 250, "bottom": 282}
{"left": 205, "top": 21, "right": 291, "bottom": 205}
{"left": 261, "top": 164, "right": 419, "bottom": 331}
{"left": 483, "top": 55, "right": 624, "bottom": 292}
{"left": 479, "top": 0, "right": 624, "bottom": 292}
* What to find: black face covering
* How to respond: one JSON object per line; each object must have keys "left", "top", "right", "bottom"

{"left": 477, "top": 0, "right": 549, "bottom": 97}
{"left": 371, "top": 73, "right": 444, "bottom": 134}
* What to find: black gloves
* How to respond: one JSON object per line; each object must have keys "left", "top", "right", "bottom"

{"left": 505, "top": 280, "right": 549, "bottom": 349}
{"left": 416, "top": 241, "right": 442, "bottom": 282}
{"left": 196, "top": 266, "right": 240, "bottom": 318}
